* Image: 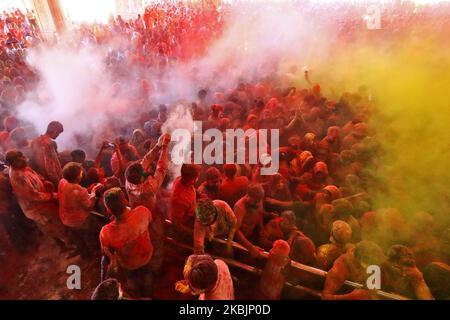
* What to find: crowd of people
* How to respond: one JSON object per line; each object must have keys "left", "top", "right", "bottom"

{"left": 1, "top": 1, "right": 450, "bottom": 300}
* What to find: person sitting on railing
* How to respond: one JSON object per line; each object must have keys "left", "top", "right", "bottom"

{"left": 258, "top": 240, "right": 291, "bottom": 300}
{"left": 322, "top": 240, "right": 385, "bottom": 300}
{"left": 193, "top": 199, "right": 236, "bottom": 257}
{"left": 259, "top": 210, "right": 298, "bottom": 251}
{"left": 316, "top": 220, "right": 354, "bottom": 271}
{"left": 382, "top": 245, "right": 434, "bottom": 300}
{"left": 233, "top": 183, "right": 266, "bottom": 259}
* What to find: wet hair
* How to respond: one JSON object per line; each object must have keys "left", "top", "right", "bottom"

{"left": 195, "top": 199, "right": 218, "bottom": 226}
{"left": 198, "top": 89, "right": 208, "bottom": 99}
{"left": 181, "top": 164, "right": 199, "bottom": 181}
{"left": 186, "top": 255, "right": 218, "bottom": 292}
{"left": 247, "top": 183, "right": 265, "bottom": 199}
{"left": 125, "top": 162, "right": 144, "bottom": 185}
{"left": 104, "top": 188, "right": 126, "bottom": 217}
{"left": 87, "top": 167, "right": 100, "bottom": 184}
{"left": 63, "top": 162, "right": 83, "bottom": 183}
{"left": 46, "top": 121, "right": 63, "bottom": 134}
{"left": 91, "top": 278, "right": 120, "bottom": 300}
{"left": 354, "top": 240, "right": 385, "bottom": 266}
{"left": 206, "top": 167, "right": 221, "bottom": 181}
{"left": 5, "top": 149, "right": 23, "bottom": 167}
{"left": 223, "top": 164, "right": 237, "bottom": 179}
{"left": 387, "top": 244, "right": 415, "bottom": 266}
{"left": 70, "top": 149, "right": 86, "bottom": 163}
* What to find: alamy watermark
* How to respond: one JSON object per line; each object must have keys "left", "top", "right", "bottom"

{"left": 366, "top": 265, "right": 381, "bottom": 290}
{"left": 66, "top": 265, "right": 81, "bottom": 290}
{"left": 171, "top": 121, "right": 280, "bottom": 175}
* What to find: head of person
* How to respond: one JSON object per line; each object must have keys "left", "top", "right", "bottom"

{"left": 210, "top": 104, "right": 223, "bottom": 117}
{"left": 104, "top": 188, "right": 127, "bottom": 219}
{"left": 63, "top": 162, "right": 83, "bottom": 184}
{"left": 3, "top": 115, "right": 18, "bottom": 132}
{"left": 131, "top": 129, "right": 145, "bottom": 146}
{"left": 87, "top": 167, "right": 102, "bottom": 184}
{"left": 345, "top": 174, "right": 361, "bottom": 189}
{"left": 271, "top": 173, "right": 288, "bottom": 192}
{"left": 322, "top": 185, "right": 341, "bottom": 202}
{"left": 340, "top": 149, "right": 356, "bottom": 165}
{"left": 280, "top": 211, "right": 296, "bottom": 234}
{"left": 116, "top": 136, "right": 129, "bottom": 153}
{"left": 246, "top": 114, "right": 258, "bottom": 128}
{"left": 223, "top": 163, "right": 237, "bottom": 179}
{"left": 353, "top": 122, "right": 368, "bottom": 139}
{"left": 45, "top": 121, "right": 63, "bottom": 139}
{"left": 9, "top": 126, "right": 27, "bottom": 147}
{"left": 354, "top": 240, "right": 385, "bottom": 270}
{"left": 330, "top": 220, "right": 352, "bottom": 245}
{"left": 198, "top": 89, "right": 208, "bottom": 101}
{"left": 313, "top": 161, "right": 329, "bottom": 183}
{"left": 309, "top": 107, "right": 321, "bottom": 121}
{"left": 183, "top": 255, "right": 218, "bottom": 295}
{"left": 195, "top": 199, "right": 218, "bottom": 226}
{"left": 70, "top": 149, "right": 86, "bottom": 164}
{"left": 269, "top": 240, "right": 291, "bottom": 267}
{"left": 125, "top": 162, "right": 145, "bottom": 185}
{"left": 205, "top": 167, "right": 221, "bottom": 191}
{"left": 332, "top": 198, "right": 354, "bottom": 219}
{"left": 298, "top": 150, "right": 315, "bottom": 171}
{"left": 246, "top": 183, "right": 264, "bottom": 209}
{"left": 261, "top": 108, "right": 273, "bottom": 121}
{"left": 5, "top": 149, "right": 27, "bottom": 169}
{"left": 327, "top": 126, "right": 340, "bottom": 141}
{"left": 303, "top": 133, "right": 316, "bottom": 148}
{"left": 143, "top": 120, "right": 159, "bottom": 138}
{"left": 91, "top": 278, "right": 121, "bottom": 300}
{"left": 180, "top": 163, "right": 199, "bottom": 186}
{"left": 387, "top": 244, "right": 416, "bottom": 268}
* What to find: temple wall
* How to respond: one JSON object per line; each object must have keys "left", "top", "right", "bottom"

{"left": 30, "top": 0, "right": 65, "bottom": 38}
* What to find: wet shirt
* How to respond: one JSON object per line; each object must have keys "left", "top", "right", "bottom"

{"left": 100, "top": 206, "right": 153, "bottom": 270}
{"left": 0, "top": 169, "right": 15, "bottom": 214}
{"left": 9, "top": 167, "right": 53, "bottom": 224}
{"left": 126, "top": 146, "right": 167, "bottom": 212}
{"left": 170, "top": 176, "right": 196, "bottom": 224}
{"left": 58, "top": 179, "right": 95, "bottom": 228}
{"left": 30, "top": 135, "right": 62, "bottom": 185}
{"left": 199, "top": 259, "right": 235, "bottom": 300}
{"left": 219, "top": 176, "right": 249, "bottom": 208}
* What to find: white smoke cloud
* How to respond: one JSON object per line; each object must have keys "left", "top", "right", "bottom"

{"left": 16, "top": 2, "right": 339, "bottom": 155}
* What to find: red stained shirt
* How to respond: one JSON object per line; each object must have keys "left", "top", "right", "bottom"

{"left": 100, "top": 206, "right": 153, "bottom": 270}
{"left": 199, "top": 259, "right": 235, "bottom": 300}
{"left": 58, "top": 179, "right": 95, "bottom": 228}
{"left": 169, "top": 177, "right": 196, "bottom": 225}
{"left": 219, "top": 176, "right": 249, "bottom": 208}
{"left": 30, "top": 135, "right": 62, "bottom": 185}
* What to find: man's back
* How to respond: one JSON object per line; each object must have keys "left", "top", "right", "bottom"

{"left": 219, "top": 176, "right": 249, "bottom": 208}
{"left": 100, "top": 206, "right": 153, "bottom": 270}
{"left": 30, "top": 135, "right": 61, "bottom": 184}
